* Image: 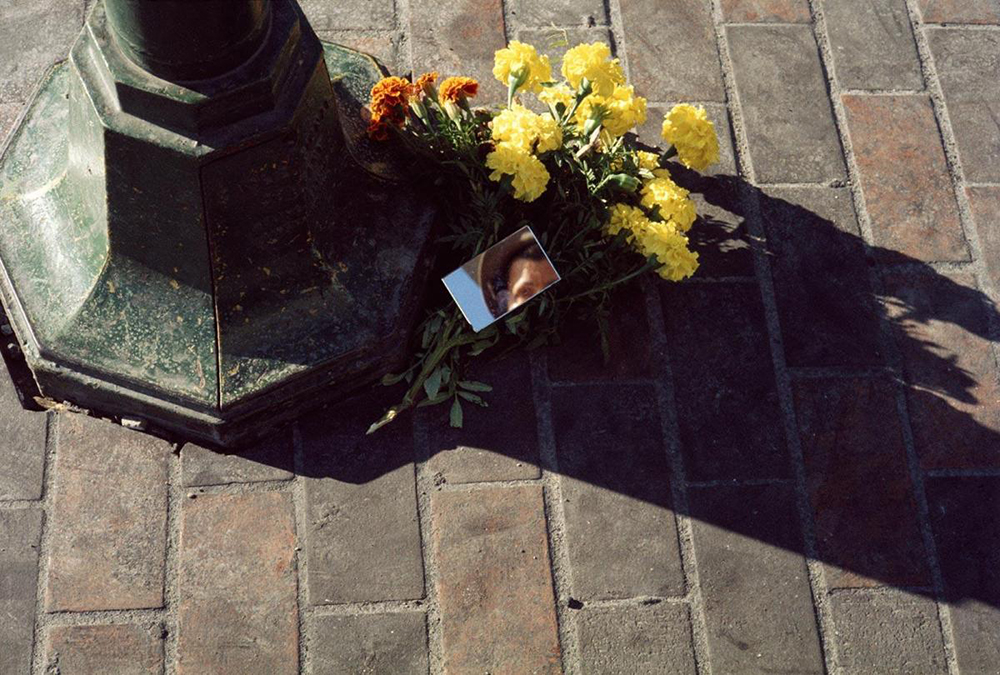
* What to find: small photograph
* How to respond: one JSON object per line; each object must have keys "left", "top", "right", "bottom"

{"left": 443, "top": 226, "right": 560, "bottom": 332}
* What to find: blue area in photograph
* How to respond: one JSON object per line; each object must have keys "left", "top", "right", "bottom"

{"left": 443, "top": 267, "right": 495, "bottom": 332}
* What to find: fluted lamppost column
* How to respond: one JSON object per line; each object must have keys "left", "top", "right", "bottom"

{"left": 0, "top": 0, "right": 435, "bottom": 447}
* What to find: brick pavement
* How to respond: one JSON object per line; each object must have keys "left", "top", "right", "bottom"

{"left": 1, "top": 0, "right": 999, "bottom": 673}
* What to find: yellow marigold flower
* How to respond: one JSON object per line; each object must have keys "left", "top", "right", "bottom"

{"left": 491, "top": 104, "right": 563, "bottom": 153}
{"left": 636, "top": 222, "right": 699, "bottom": 281}
{"left": 561, "top": 42, "right": 625, "bottom": 96}
{"left": 605, "top": 203, "right": 649, "bottom": 241}
{"left": 537, "top": 83, "right": 575, "bottom": 110}
{"left": 493, "top": 41, "right": 552, "bottom": 93}
{"left": 575, "top": 84, "right": 646, "bottom": 137}
{"left": 640, "top": 172, "right": 697, "bottom": 232}
{"left": 438, "top": 76, "right": 479, "bottom": 104}
{"left": 661, "top": 104, "right": 720, "bottom": 171}
{"left": 636, "top": 150, "right": 660, "bottom": 170}
{"left": 486, "top": 142, "right": 551, "bottom": 202}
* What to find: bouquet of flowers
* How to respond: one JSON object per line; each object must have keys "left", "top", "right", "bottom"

{"left": 365, "top": 40, "right": 719, "bottom": 433}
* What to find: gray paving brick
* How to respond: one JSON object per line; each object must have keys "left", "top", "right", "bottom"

{"left": 760, "top": 187, "right": 883, "bottom": 367}
{"left": 425, "top": 355, "right": 540, "bottom": 483}
{"left": 46, "top": 415, "right": 169, "bottom": 612}
{"left": 720, "top": 0, "right": 811, "bottom": 23}
{"left": 409, "top": 0, "right": 508, "bottom": 103}
{"left": 576, "top": 604, "right": 697, "bottom": 675}
{"left": 660, "top": 283, "right": 789, "bottom": 481}
{"left": 298, "top": 0, "right": 396, "bottom": 31}
{"left": 302, "top": 393, "right": 424, "bottom": 604}
{"left": 0, "top": 374, "right": 47, "bottom": 500}
{"left": 0, "top": 0, "right": 83, "bottom": 142}
{"left": 727, "top": 24, "right": 846, "bottom": 183}
{"left": 551, "top": 383, "right": 684, "bottom": 600}
{"left": 513, "top": 0, "right": 607, "bottom": 28}
{"left": 925, "top": 476, "right": 1000, "bottom": 672}
{"left": 927, "top": 28, "right": 1000, "bottom": 183}
{"left": 830, "top": 590, "right": 947, "bottom": 674}
{"left": 824, "top": 0, "right": 923, "bottom": 90}
{"left": 688, "top": 484, "right": 824, "bottom": 674}
{"left": 0, "top": 508, "right": 42, "bottom": 675}
{"left": 45, "top": 624, "right": 164, "bottom": 675}
{"left": 968, "top": 186, "right": 1000, "bottom": 293}
{"left": 795, "top": 377, "right": 929, "bottom": 588}
{"left": 619, "top": 0, "right": 725, "bottom": 102}
{"left": 311, "top": 613, "right": 429, "bottom": 675}
{"left": 181, "top": 430, "right": 293, "bottom": 487}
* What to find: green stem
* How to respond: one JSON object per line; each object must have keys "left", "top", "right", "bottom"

{"left": 558, "top": 259, "right": 660, "bottom": 304}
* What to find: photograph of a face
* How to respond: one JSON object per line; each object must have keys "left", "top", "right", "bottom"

{"left": 443, "top": 226, "right": 560, "bottom": 332}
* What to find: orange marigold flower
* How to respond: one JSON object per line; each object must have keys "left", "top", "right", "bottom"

{"left": 369, "top": 76, "right": 411, "bottom": 118}
{"left": 412, "top": 71, "right": 438, "bottom": 97}
{"left": 438, "top": 76, "right": 479, "bottom": 104}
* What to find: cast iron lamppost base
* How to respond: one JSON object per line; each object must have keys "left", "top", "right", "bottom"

{"left": 0, "top": 0, "right": 435, "bottom": 448}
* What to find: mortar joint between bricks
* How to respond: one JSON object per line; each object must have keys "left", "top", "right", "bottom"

{"left": 710, "top": 2, "right": 840, "bottom": 669}
{"left": 810, "top": 0, "right": 966, "bottom": 671}
{"left": 412, "top": 408, "right": 444, "bottom": 673}
{"left": 529, "top": 348, "right": 580, "bottom": 673}
{"left": 28, "top": 412, "right": 59, "bottom": 675}
{"left": 640, "top": 273, "right": 712, "bottom": 675}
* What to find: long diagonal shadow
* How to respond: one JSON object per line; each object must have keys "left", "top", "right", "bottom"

{"left": 192, "top": 168, "right": 1000, "bottom": 617}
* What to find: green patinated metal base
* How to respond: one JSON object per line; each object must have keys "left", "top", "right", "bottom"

{"left": 0, "top": 1, "right": 434, "bottom": 448}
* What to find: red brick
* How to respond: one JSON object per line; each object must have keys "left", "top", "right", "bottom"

{"left": 44, "top": 624, "right": 163, "bottom": 675}
{"left": 0, "top": 508, "right": 42, "bottom": 675}
{"left": 794, "top": 377, "right": 929, "bottom": 587}
{"left": 433, "top": 485, "right": 561, "bottom": 673}
{"left": 720, "top": 0, "right": 811, "bottom": 22}
{"left": 968, "top": 186, "right": 1000, "bottom": 292}
{"left": 177, "top": 492, "right": 298, "bottom": 675}
{"left": 918, "top": 0, "right": 1000, "bottom": 24}
{"left": 843, "top": 95, "right": 968, "bottom": 262}
{"left": 409, "top": 0, "right": 507, "bottom": 102}
{"left": 425, "top": 355, "right": 540, "bottom": 483}
{"left": 883, "top": 272, "right": 1000, "bottom": 469}
{"left": 619, "top": 0, "right": 725, "bottom": 101}
{"left": 46, "top": 415, "right": 169, "bottom": 611}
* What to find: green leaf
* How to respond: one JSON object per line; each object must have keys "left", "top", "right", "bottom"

{"left": 450, "top": 398, "right": 464, "bottom": 428}
{"left": 381, "top": 371, "right": 406, "bottom": 386}
{"left": 458, "top": 391, "right": 488, "bottom": 407}
{"left": 458, "top": 380, "right": 493, "bottom": 392}
{"left": 423, "top": 367, "right": 443, "bottom": 399}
